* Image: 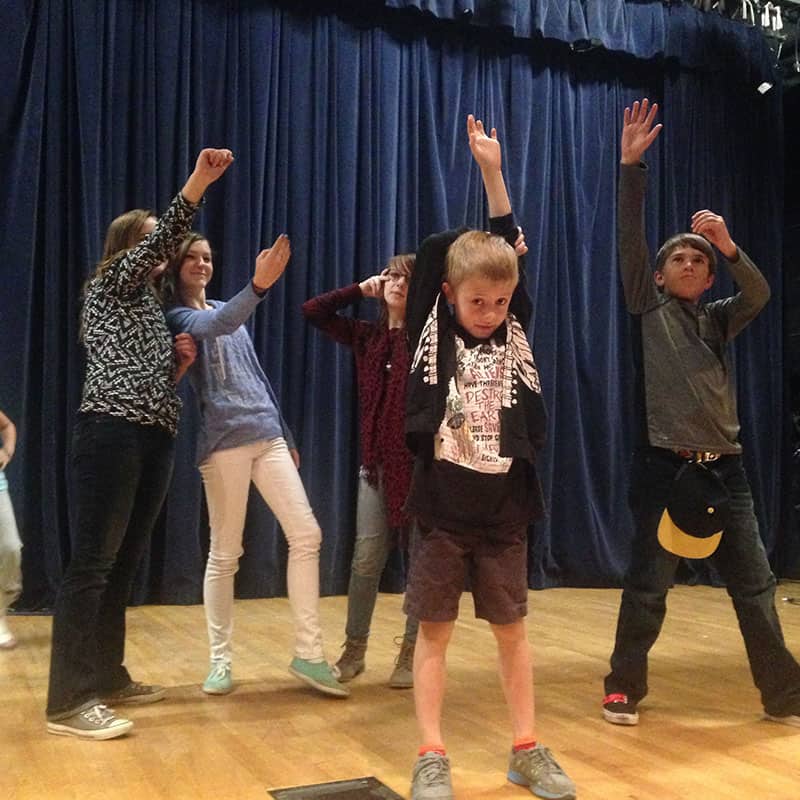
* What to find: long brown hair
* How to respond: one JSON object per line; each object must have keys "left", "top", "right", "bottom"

{"left": 93, "top": 209, "right": 154, "bottom": 280}
{"left": 79, "top": 209, "right": 155, "bottom": 341}
{"left": 156, "top": 232, "right": 209, "bottom": 308}
{"left": 377, "top": 253, "right": 415, "bottom": 327}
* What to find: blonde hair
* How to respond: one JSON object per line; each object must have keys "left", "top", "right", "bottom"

{"left": 445, "top": 230, "right": 518, "bottom": 288}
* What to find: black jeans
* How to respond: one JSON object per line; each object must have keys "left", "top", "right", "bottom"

{"left": 605, "top": 446, "right": 800, "bottom": 717}
{"left": 46, "top": 413, "right": 175, "bottom": 718}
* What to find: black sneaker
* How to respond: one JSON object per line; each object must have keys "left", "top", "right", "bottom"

{"left": 602, "top": 692, "right": 639, "bottom": 725}
{"left": 101, "top": 681, "right": 166, "bottom": 706}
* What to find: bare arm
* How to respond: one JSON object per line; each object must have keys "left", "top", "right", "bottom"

{"left": 0, "top": 410, "right": 17, "bottom": 470}
{"left": 467, "top": 114, "right": 511, "bottom": 217}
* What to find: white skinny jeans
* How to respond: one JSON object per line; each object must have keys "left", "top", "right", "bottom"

{"left": 0, "top": 483, "right": 22, "bottom": 613}
{"left": 199, "top": 438, "right": 323, "bottom": 663}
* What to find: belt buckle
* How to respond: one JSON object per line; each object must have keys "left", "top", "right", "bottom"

{"left": 674, "top": 449, "right": 720, "bottom": 463}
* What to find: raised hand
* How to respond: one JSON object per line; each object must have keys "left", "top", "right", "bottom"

{"left": 253, "top": 234, "right": 291, "bottom": 292}
{"left": 621, "top": 99, "right": 662, "bottom": 165}
{"left": 359, "top": 269, "right": 389, "bottom": 298}
{"left": 467, "top": 114, "right": 502, "bottom": 173}
{"left": 182, "top": 148, "right": 235, "bottom": 203}
{"left": 691, "top": 210, "right": 737, "bottom": 260}
{"left": 194, "top": 148, "right": 235, "bottom": 184}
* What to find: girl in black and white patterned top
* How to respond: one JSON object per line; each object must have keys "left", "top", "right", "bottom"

{"left": 46, "top": 149, "right": 234, "bottom": 741}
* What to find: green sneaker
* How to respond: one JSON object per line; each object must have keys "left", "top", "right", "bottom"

{"left": 507, "top": 744, "right": 576, "bottom": 800}
{"left": 289, "top": 657, "right": 349, "bottom": 698}
{"left": 101, "top": 681, "right": 166, "bottom": 706}
{"left": 203, "top": 662, "right": 233, "bottom": 695}
{"left": 47, "top": 703, "right": 133, "bottom": 740}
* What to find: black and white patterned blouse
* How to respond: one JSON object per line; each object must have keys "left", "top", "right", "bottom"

{"left": 79, "top": 193, "right": 199, "bottom": 435}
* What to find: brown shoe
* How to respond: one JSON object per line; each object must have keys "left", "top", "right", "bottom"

{"left": 388, "top": 635, "right": 415, "bottom": 689}
{"left": 334, "top": 637, "right": 368, "bottom": 682}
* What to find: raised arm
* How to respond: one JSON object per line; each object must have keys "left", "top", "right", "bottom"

{"left": 105, "top": 148, "right": 235, "bottom": 300}
{"left": 469, "top": 114, "right": 532, "bottom": 326}
{"left": 468, "top": 114, "right": 511, "bottom": 218}
{"left": 168, "top": 235, "right": 290, "bottom": 340}
{"left": 618, "top": 99, "right": 662, "bottom": 314}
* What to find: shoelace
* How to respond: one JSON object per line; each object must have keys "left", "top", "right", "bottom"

{"left": 394, "top": 637, "right": 414, "bottom": 670}
{"left": 416, "top": 755, "right": 450, "bottom": 786}
{"left": 518, "top": 746, "right": 565, "bottom": 779}
{"left": 210, "top": 663, "right": 230, "bottom": 680}
{"left": 84, "top": 704, "right": 115, "bottom": 725}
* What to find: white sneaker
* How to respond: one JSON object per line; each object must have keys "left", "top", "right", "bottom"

{"left": 0, "top": 614, "right": 17, "bottom": 649}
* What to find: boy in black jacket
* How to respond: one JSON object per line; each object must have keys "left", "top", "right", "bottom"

{"left": 404, "top": 115, "right": 575, "bottom": 800}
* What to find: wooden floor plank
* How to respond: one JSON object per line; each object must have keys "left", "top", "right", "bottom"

{"left": 2, "top": 585, "right": 799, "bottom": 799}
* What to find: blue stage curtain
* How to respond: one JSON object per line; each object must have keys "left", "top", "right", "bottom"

{"left": 0, "top": 0, "right": 787, "bottom": 607}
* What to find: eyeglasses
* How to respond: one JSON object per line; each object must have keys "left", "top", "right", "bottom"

{"left": 386, "top": 271, "right": 408, "bottom": 284}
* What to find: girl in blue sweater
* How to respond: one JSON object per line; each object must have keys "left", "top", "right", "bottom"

{"left": 162, "top": 233, "right": 346, "bottom": 698}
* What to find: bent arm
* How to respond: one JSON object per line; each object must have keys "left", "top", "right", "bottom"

{"left": 167, "top": 282, "right": 263, "bottom": 339}
{"left": 707, "top": 248, "right": 771, "bottom": 341}
{"left": 406, "top": 229, "right": 463, "bottom": 352}
{"left": 301, "top": 284, "right": 362, "bottom": 346}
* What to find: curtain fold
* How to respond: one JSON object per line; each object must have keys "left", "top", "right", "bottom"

{"left": 383, "top": 0, "right": 775, "bottom": 83}
{"left": 0, "top": 0, "right": 787, "bottom": 607}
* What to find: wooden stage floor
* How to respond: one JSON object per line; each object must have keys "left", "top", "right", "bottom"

{"left": 2, "top": 585, "right": 799, "bottom": 799}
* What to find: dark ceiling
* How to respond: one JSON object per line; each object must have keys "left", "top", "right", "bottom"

{"left": 692, "top": 1, "right": 800, "bottom": 88}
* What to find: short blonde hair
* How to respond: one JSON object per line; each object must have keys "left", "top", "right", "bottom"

{"left": 445, "top": 230, "right": 518, "bottom": 288}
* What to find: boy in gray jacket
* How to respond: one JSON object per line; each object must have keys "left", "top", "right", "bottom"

{"left": 603, "top": 98, "right": 800, "bottom": 728}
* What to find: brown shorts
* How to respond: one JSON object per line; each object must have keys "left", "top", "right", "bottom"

{"left": 403, "top": 523, "right": 528, "bottom": 625}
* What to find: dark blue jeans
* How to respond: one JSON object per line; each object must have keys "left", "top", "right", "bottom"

{"left": 46, "top": 413, "right": 175, "bottom": 718}
{"left": 605, "top": 446, "right": 800, "bottom": 717}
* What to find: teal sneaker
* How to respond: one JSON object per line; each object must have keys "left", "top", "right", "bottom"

{"left": 507, "top": 743, "right": 576, "bottom": 800}
{"left": 203, "top": 662, "right": 233, "bottom": 695}
{"left": 289, "top": 657, "right": 349, "bottom": 698}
